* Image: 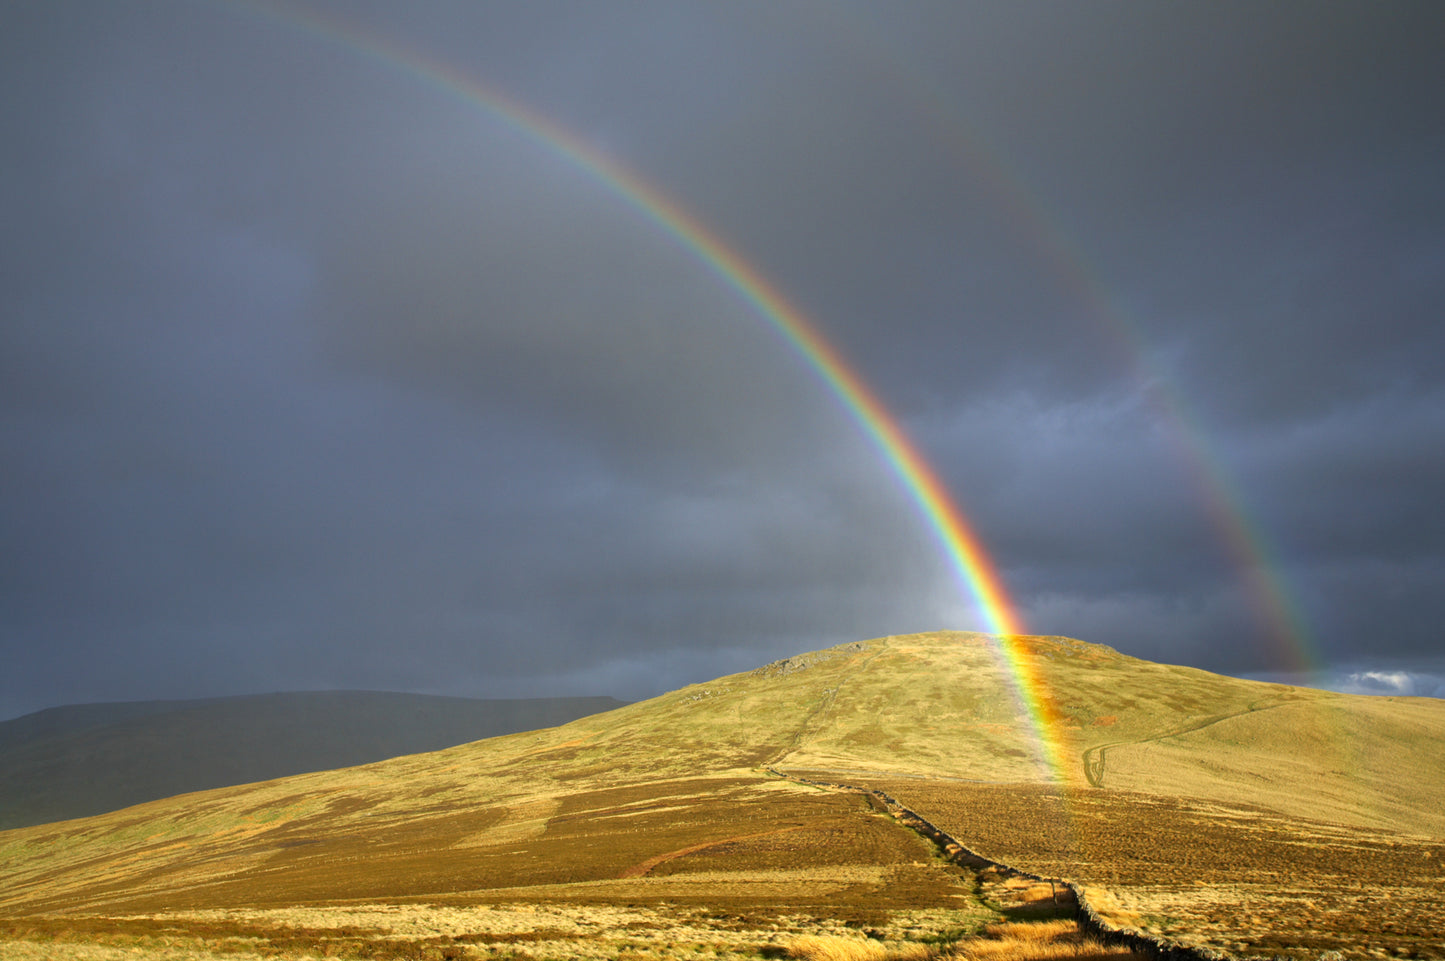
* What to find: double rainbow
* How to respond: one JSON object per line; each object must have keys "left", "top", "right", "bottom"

{"left": 224, "top": 0, "right": 1074, "bottom": 780}
{"left": 822, "top": 7, "right": 1316, "bottom": 675}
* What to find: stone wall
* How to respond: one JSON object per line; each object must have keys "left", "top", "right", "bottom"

{"left": 767, "top": 769, "right": 1244, "bottom": 961}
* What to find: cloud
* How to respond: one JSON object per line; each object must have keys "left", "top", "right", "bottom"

{"left": 2, "top": 1, "right": 1442, "bottom": 714}
{"left": 1245, "top": 665, "right": 1445, "bottom": 700}
{"left": 1342, "top": 671, "right": 1414, "bottom": 695}
{"left": 1337, "top": 670, "right": 1445, "bottom": 699}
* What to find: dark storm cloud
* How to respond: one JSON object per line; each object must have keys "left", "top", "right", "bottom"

{"left": 765, "top": 1, "right": 1445, "bottom": 675}
{"left": 2, "top": 1, "right": 1441, "bottom": 718}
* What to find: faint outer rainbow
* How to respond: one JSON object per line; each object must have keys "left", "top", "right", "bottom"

{"left": 222, "top": 0, "right": 1073, "bottom": 779}
{"left": 927, "top": 116, "right": 1317, "bottom": 673}
{"left": 817, "top": 7, "right": 1317, "bottom": 674}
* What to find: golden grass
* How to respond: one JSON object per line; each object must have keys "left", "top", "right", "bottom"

{"left": 944, "top": 914, "right": 1140, "bottom": 961}
{"left": 866, "top": 778, "right": 1445, "bottom": 958}
{"left": 1, "top": 897, "right": 990, "bottom": 961}
{"left": 1070, "top": 888, "right": 1139, "bottom": 929}
{"left": 1011, "top": 884, "right": 1067, "bottom": 907}
{"left": 3, "top": 631, "right": 1443, "bottom": 958}
{"left": 0, "top": 911, "right": 955, "bottom": 961}
{"left": 786, "top": 935, "right": 889, "bottom": 961}
{"left": 980, "top": 921, "right": 1079, "bottom": 941}
{"left": 0, "top": 942, "right": 271, "bottom": 960}
{"left": 1098, "top": 695, "right": 1445, "bottom": 834}
{"left": 785, "top": 934, "right": 937, "bottom": 961}
{"left": 951, "top": 941, "right": 1139, "bottom": 961}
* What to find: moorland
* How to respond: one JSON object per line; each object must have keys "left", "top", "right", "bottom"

{"left": 1, "top": 632, "right": 1441, "bottom": 960}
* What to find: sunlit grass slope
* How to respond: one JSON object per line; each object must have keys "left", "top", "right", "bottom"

{"left": 768, "top": 632, "right": 1445, "bottom": 835}
{"left": 0, "top": 638, "right": 954, "bottom": 919}
{"left": 1096, "top": 692, "right": 1445, "bottom": 832}
{"left": 1, "top": 631, "right": 1441, "bottom": 935}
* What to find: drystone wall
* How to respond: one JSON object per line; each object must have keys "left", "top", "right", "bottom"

{"left": 767, "top": 769, "right": 1243, "bottom": 961}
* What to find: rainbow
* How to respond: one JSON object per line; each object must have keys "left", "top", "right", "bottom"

{"left": 219, "top": 0, "right": 1074, "bottom": 780}
{"left": 970, "top": 139, "right": 1316, "bottom": 674}
{"left": 819, "top": 7, "right": 1317, "bottom": 674}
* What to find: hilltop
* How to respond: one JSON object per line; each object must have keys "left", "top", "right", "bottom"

{"left": 1, "top": 632, "right": 1441, "bottom": 959}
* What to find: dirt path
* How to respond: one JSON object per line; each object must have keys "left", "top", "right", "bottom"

{"left": 1082, "top": 697, "right": 1290, "bottom": 788}
{"left": 769, "top": 766, "right": 1011, "bottom": 785}
{"left": 618, "top": 826, "right": 807, "bottom": 878}
{"left": 770, "top": 645, "right": 886, "bottom": 767}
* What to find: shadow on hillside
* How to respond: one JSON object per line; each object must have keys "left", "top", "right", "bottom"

{"left": 998, "top": 879, "right": 1078, "bottom": 923}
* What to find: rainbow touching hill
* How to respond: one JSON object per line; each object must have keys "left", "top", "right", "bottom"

{"left": 1, "top": 632, "right": 1442, "bottom": 959}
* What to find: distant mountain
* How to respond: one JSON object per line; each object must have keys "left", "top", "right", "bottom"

{"left": 0, "top": 691, "right": 627, "bottom": 829}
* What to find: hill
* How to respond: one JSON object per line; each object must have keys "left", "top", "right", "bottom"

{"left": 0, "top": 691, "right": 627, "bottom": 830}
{"left": 1, "top": 632, "right": 1441, "bottom": 960}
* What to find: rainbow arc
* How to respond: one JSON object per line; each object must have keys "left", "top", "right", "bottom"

{"left": 223, "top": 0, "right": 1075, "bottom": 782}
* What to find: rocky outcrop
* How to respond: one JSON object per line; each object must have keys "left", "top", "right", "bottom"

{"left": 751, "top": 641, "right": 870, "bottom": 679}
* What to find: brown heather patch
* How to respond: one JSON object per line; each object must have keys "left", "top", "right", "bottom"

{"left": 864, "top": 778, "right": 1445, "bottom": 959}
{"left": 0, "top": 773, "right": 999, "bottom": 956}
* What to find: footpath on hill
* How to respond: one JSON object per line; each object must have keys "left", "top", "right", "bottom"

{"left": 1080, "top": 697, "right": 1289, "bottom": 788}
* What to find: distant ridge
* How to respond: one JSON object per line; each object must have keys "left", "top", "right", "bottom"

{"left": 0, "top": 691, "right": 627, "bottom": 829}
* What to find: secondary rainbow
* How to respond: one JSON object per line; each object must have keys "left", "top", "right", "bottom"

{"left": 821, "top": 7, "right": 1317, "bottom": 674}
{"left": 221, "top": 0, "right": 1074, "bottom": 780}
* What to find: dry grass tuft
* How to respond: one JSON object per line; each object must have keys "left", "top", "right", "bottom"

{"left": 1016, "top": 883, "right": 1066, "bottom": 905}
{"left": 785, "top": 934, "right": 936, "bottom": 961}
{"left": 1072, "top": 888, "right": 1139, "bottom": 928}
{"left": 951, "top": 939, "right": 1139, "bottom": 961}
{"left": 786, "top": 935, "right": 889, "bottom": 961}
{"left": 981, "top": 921, "right": 1079, "bottom": 941}
{"left": 947, "top": 916, "right": 1142, "bottom": 961}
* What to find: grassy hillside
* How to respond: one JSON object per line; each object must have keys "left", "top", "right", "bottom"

{"left": 1, "top": 632, "right": 1441, "bottom": 959}
{"left": 519, "top": 630, "right": 1442, "bottom": 835}
{"left": 737, "top": 632, "right": 1442, "bottom": 835}
{"left": 1094, "top": 693, "right": 1445, "bottom": 832}
{"left": 0, "top": 691, "right": 627, "bottom": 829}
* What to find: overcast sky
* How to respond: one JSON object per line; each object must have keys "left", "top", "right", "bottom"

{"left": 3, "top": 1, "right": 1442, "bottom": 719}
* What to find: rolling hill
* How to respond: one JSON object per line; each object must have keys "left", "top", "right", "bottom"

{"left": 0, "top": 691, "right": 627, "bottom": 830}
{"left": 1, "top": 632, "right": 1440, "bottom": 959}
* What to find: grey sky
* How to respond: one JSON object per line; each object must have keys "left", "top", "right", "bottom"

{"left": 3, "top": 1, "right": 1442, "bottom": 718}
